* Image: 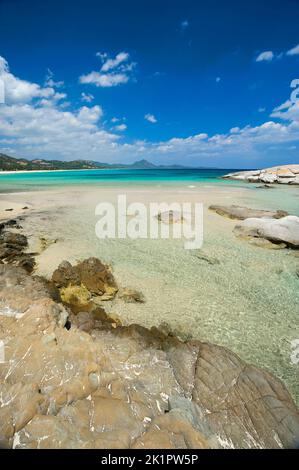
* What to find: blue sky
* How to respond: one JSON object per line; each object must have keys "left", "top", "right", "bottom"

{"left": 0, "top": 0, "right": 299, "bottom": 168}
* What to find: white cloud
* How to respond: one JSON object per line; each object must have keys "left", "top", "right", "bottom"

{"left": 80, "top": 51, "right": 135, "bottom": 88}
{"left": 286, "top": 44, "right": 299, "bottom": 56}
{"left": 80, "top": 71, "right": 129, "bottom": 87}
{"left": 0, "top": 55, "right": 56, "bottom": 104}
{"left": 258, "top": 107, "right": 266, "bottom": 113}
{"left": 0, "top": 55, "right": 299, "bottom": 166}
{"left": 256, "top": 51, "right": 274, "bottom": 62}
{"left": 81, "top": 92, "right": 94, "bottom": 103}
{"left": 45, "top": 69, "right": 64, "bottom": 88}
{"left": 114, "top": 123, "right": 127, "bottom": 131}
{"left": 100, "top": 52, "right": 129, "bottom": 72}
{"left": 145, "top": 113, "right": 157, "bottom": 123}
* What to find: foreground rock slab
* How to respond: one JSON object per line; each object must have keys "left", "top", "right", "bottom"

{"left": 209, "top": 205, "right": 288, "bottom": 220}
{"left": 234, "top": 216, "right": 299, "bottom": 248}
{"left": 1, "top": 265, "right": 299, "bottom": 449}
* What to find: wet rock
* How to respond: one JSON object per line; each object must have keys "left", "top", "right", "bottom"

{"left": 209, "top": 205, "right": 288, "bottom": 220}
{"left": 234, "top": 216, "right": 299, "bottom": 248}
{"left": 119, "top": 287, "right": 145, "bottom": 303}
{"left": 1, "top": 232, "right": 28, "bottom": 247}
{"left": 39, "top": 237, "right": 58, "bottom": 253}
{"left": 52, "top": 258, "right": 118, "bottom": 299}
{"left": 76, "top": 257, "right": 118, "bottom": 297}
{"left": 52, "top": 261, "right": 80, "bottom": 288}
{"left": 60, "top": 285, "right": 92, "bottom": 313}
{"left": 0, "top": 230, "right": 35, "bottom": 273}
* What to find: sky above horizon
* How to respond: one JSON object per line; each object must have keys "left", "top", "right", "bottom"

{"left": 0, "top": 0, "right": 299, "bottom": 168}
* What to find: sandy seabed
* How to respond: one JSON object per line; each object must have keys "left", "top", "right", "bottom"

{"left": 1, "top": 182, "right": 299, "bottom": 405}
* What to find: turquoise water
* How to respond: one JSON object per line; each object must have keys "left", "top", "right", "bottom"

{"left": 0, "top": 168, "right": 241, "bottom": 192}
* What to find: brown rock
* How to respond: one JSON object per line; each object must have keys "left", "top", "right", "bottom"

{"left": 119, "top": 287, "right": 145, "bottom": 303}
{"left": 209, "top": 205, "right": 288, "bottom": 220}
{"left": 76, "top": 257, "right": 118, "bottom": 297}
{"left": 51, "top": 261, "right": 80, "bottom": 288}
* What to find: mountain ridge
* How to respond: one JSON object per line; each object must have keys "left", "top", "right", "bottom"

{"left": 0, "top": 153, "right": 191, "bottom": 171}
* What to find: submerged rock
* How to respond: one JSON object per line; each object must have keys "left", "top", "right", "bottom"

{"left": 234, "top": 216, "right": 299, "bottom": 248}
{"left": 1, "top": 265, "right": 299, "bottom": 449}
{"left": 119, "top": 287, "right": 145, "bottom": 303}
{"left": 156, "top": 210, "right": 185, "bottom": 224}
{"left": 209, "top": 205, "right": 288, "bottom": 220}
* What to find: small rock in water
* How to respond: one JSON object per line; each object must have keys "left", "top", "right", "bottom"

{"left": 156, "top": 210, "right": 185, "bottom": 224}
{"left": 119, "top": 287, "right": 145, "bottom": 303}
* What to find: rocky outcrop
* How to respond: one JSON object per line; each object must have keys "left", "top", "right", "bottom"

{"left": 0, "top": 226, "right": 35, "bottom": 273}
{"left": 223, "top": 164, "right": 299, "bottom": 185}
{"left": 52, "top": 258, "right": 118, "bottom": 300}
{"left": 234, "top": 216, "right": 299, "bottom": 248}
{"left": 1, "top": 265, "right": 299, "bottom": 449}
{"left": 209, "top": 205, "right": 288, "bottom": 220}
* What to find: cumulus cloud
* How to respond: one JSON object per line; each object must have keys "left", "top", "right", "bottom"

{"left": 286, "top": 44, "right": 299, "bottom": 56}
{"left": 0, "top": 55, "right": 299, "bottom": 165}
{"left": 0, "top": 56, "right": 68, "bottom": 107}
{"left": 80, "top": 51, "right": 135, "bottom": 88}
{"left": 145, "top": 113, "right": 157, "bottom": 123}
{"left": 256, "top": 51, "right": 274, "bottom": 62}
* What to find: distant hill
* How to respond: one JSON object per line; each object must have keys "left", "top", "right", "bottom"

{"left": 0, "top": 153, "right": 189, "bottom": 172}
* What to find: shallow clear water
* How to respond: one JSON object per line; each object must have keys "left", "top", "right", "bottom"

{"left": 1, "top": 169, "right": 299, "bottom": 405}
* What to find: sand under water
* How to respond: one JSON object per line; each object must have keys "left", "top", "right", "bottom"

{"left": 0, "top": 178, "right": 298, "bottom": 405}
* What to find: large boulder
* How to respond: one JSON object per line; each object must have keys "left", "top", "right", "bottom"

{"left": 52, "top": 257, "right": 118, "bottom": 299}
{"left": 209, "top": 205, "right": 288, "bottom": 220}
{"left": 234, "top": 216, "right": 299, "bottom": 248}
{"left": 76, "top": 257, "right": 118, "bottom": 297}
